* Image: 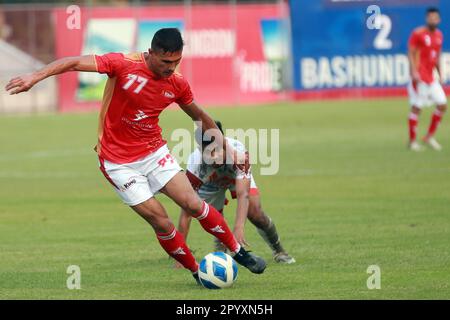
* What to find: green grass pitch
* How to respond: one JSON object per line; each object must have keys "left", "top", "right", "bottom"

{"left": 0, "top": 98, "right": 449, "bottom": 299}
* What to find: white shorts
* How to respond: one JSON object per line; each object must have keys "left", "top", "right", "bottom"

{"left": 198, "top": 174, "right": 259, "bottom": 212}
{"left": 407, "top": 79, "right": 447, "bottom": 108}
{"left": 99, "top": 144, "right": 182, "bottom": 206}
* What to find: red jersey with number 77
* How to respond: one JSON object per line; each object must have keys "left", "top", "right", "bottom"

{"left": 408, "top": 27, "right": 443, "bottom": 84}
{"left": 94, "top": 52, "right": 194, "bottom": 164}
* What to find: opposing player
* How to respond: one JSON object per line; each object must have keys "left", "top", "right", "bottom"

{"left": 407, "top": 7, "right": 447, "bottom": 151}
{"left": 5, "top": 28, "right": 266, "bottom": 282}
{"left": 176, "top": 121, "right": 295, "bottom": 266}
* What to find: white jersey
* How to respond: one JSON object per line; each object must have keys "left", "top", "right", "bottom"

{"left": 187, "top": 137, "right": 251, "bottom": 194}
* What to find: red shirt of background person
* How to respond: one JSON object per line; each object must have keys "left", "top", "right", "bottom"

{"left": 408, "top": 26, "right": 443, "bottom": 84}
{"left": 407, "top": 7, "right": 447, "bottom": 152}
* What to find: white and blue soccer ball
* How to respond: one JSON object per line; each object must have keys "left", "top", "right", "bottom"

{"left": 198, "top": 252, "right": 238, "bottom": 289}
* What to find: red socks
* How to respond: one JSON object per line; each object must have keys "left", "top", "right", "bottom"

{"left": 194, "top": 201, "right": 240, "bottom": 253}
{"left": 409, "top": 110, "right": 445, "bottom": 142}
{"left": 156, "top": 201, "right": 241, "bottom": 273}
{"left": 409, "top": 112, "right": 418, "bottom": 142}
{"left": 156, "top": 228, "right": 198, "bottom": 273}
{"left": 425, "top": 110, "right": 443, "bottom": 140}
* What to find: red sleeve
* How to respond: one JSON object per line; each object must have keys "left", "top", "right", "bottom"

{"left": 95, "top": 53, "right": 124, "bottom": 77}
{"left": 175, "top": 76, "right": 194, "bottom": 106}
{"left": 186, "top": 170, "right": 203, "bottom": 191}
{"left": 409, "top": 31, "right": 421, "bottom": 49}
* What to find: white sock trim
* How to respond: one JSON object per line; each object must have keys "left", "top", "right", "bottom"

{"left": 157, "top": 229, "right": 176, "bottom": 241}
{"left": 433, "top": 110, "right": 443, "bottom": 117}
{"left": 196, "top": 201, "right": 209, "bottom": 221}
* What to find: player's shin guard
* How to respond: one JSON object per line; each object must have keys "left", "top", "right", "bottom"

{"left": 425, "top": 109, "right": 444, "bottom": 139}
{"left": 256, "top": 217, "right": 284, "bottom": 254}
{"left": 156, "top": 228, "right": 198, "bottom": 273}
{"left": 194, "top": 201, "right": 240, "bottom": 253}
{"left": 409, "top": 112, "right": 419, "bottom": 142}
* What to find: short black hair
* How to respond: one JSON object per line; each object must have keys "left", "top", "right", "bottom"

{"left": 151, "top": 28, "right": 184, "bottom": 53}
{"left": 195, "top": 120, "right": 224, "bottom": 149}
{"left": 426, "top": 7, "right": 440, "bottom": 15}
{"left": 214, "top": 121, "right": 224, "bottom": 135}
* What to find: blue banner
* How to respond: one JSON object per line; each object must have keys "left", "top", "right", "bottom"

{"left": 289, "top": 0, "right": 450, "bottom": 91}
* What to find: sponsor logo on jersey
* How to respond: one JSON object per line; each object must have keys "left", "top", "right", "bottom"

{"left": 133, "top": 110, "right": 149, "bottom": 121}
{"left": 121, "top": 117, "right": 153, "bottom": 129}
{"left": 162, "top": 90, "right": 175, "bottom": 99}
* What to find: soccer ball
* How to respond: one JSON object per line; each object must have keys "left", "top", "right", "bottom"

{"left": 198, "top": 252, "right": 238, "bottom": 289}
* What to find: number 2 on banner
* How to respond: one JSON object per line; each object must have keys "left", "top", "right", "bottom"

{"left": 123, "top": 74, "right": 148, "bottom": 93}
{"left": 373, "top": 14, "right": 393, "bottom": 50}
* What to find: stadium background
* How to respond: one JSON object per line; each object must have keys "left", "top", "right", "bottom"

{"left": 1, "top": 0, "right": 449, "bottom": 300}
{"left": 1, "top": 0, "right": 449, "bottom": 113}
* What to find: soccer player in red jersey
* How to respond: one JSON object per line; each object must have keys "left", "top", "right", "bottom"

{"left": 407, "top": 7, "right": 447, "bottom": 151}
{"left": 5, "top": 28, "right": 266, "bottom": 282}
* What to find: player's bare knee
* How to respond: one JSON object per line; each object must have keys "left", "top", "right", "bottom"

{"left": 148, "top": 216, "right": 173, "bottom": 234}
{"left": 437, "top": 104, "right": 447, "bottom": 112}
{"left": 248, "top": 201, "right": 262, "bottom": 216}
{"left": 147, "top": 214, "right": 173, "bottom": 233}
{"left": 181, "top": 194, "right": 203, "bottom": 215}
{"left": 411, "top": 106, "right": 421, "bottom": 115}
{"left": 131, "top": 201, "right": 173, "bottom": 233}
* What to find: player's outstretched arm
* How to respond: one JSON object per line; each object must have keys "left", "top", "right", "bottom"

{"left": 234, "top": 177, "right": 251, "bottom": 248}
{"left": 5, "top": 55, "right": 97, "bottom": 95}
{"left": 179, "top": 101, "right": 225, "bottom": 148}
